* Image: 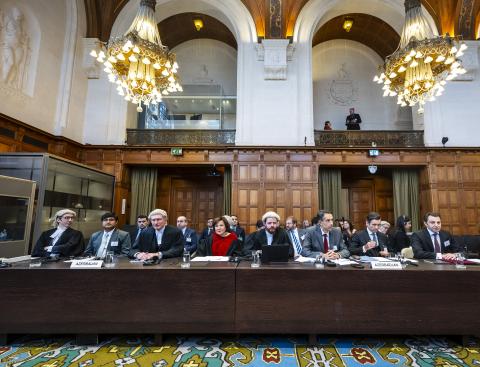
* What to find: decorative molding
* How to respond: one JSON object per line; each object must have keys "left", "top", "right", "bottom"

{"left": 314, "top": 130, "right": 424, "bottom": 147}
{"left": 54, "top": 0, "right": 78, "bottom": 135}
{"left": 256, "top": 39, "right": 294, "bottom": 80}
{"left": 82, "top": 38, "right": 101, "bottom": 79}
{"left": 126, "top": 129, "right": 236, "bottom": 146}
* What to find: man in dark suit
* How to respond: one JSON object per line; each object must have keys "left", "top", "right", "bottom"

{"left": 84, "top": 212, "right": 131, "bottom": 257}
{"left": 199, "top": 218, "right": 214, "bottom": 244}
{"left": 129, "top": 209, "right": 183, "bottom": 260}
{"left": 411, "top": 212, "right": 458, "bottom": 260}
{"left": 128, "top": 215, "right": 149, "bottom": 245}
{"left": 345, "top": 107, "right": 362, "bottom": 130}
{"left": 252, "top": 211, "right": 293, "bottom": 256}
{"left": 302, "top": 210, "right": 349, "bottom": 259}
{"left": 32, "top": 209, "right": 84, "bottom": 257}
{"left": 176, "top": 215, "right": 198, "bottom": 253}
{"left": 285, "top": 216, "right": 306, "bottom": 257}
{"left": 350, "top": 212, "right": 390, "bottom": 257}
{"left": 230, "top": 215, "right": 246, "bottom": 245}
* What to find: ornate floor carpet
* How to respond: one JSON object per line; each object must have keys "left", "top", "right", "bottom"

{"left": 0, "top": 335, "right": 479, "bottom": 367}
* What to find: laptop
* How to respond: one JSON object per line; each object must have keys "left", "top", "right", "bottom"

{"left": 261, "top": 244, "right": 290, "bottom": 263}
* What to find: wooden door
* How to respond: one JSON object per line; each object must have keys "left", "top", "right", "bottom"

{"left": 156, "top": 168, "right": 223, "bottom": 232}
{"left": 349, "top": 183, "right": 374, "bottom": 230}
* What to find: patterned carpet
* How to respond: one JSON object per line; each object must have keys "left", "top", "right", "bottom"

{"left": 0, "top": 335, "right": 479, "bottom": 367}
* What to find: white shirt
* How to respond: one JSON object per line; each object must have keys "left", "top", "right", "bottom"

{"left": 266, "top": 231, "right": 273, "bottom": 245}
{"left": 46, "top": 226, "right": 67, "bottom": 252}
{"left": 156, "top": 227, "right": 165, "bottom": 245}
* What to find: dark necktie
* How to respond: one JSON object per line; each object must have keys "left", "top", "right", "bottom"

{"left": 291, "top": 231, "right": 302, "bottom": 255}
{"left": 433, "top": 233, "right": 441, "bottom": 253}
{"left": 323, "top": 234, "right": 329, "bottom": 253}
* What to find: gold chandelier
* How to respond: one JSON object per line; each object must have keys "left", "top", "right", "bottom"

{"left": 90, "top": 0, "right": 182, "bottom": 112}
{"left": 374, "top": 0, "right": 466, "bottom": 113}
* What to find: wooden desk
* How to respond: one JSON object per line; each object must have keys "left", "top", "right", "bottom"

{"left": 235, "top": 261, "right": 480, "bottom": 336}
{"left": 0, "top": 258, "right": 237, "bottom": 342}
{"left": 1, "top": 258, "right": 479, "bottom": 342}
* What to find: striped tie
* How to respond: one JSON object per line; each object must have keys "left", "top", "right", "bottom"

{"left": 291, "top": 231, "right": 302, "bottom": 256}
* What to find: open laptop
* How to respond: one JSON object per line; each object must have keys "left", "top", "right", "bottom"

{"left": 261, "top": 244, "right": 290, "bottom": 263}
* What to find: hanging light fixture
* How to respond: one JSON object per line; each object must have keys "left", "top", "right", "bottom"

{"left": 90, "top": 0, "right": 182, "bottom": 112}
{"left": 343, "top": 17, "right": 354, "bottom": 33}
{"left": 373, "top": 0, "right": 467, "bottom": 113}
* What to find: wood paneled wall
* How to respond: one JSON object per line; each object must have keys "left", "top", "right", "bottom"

{"left": 2, "top": 114, "right": 480, "bottom": 235}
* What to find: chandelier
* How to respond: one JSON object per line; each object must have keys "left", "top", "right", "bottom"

{"left": 90, "top": 0, "right": 182, "bottom": 112}
{"left": 374, "top": 0, "right": 467, "bottom": 113}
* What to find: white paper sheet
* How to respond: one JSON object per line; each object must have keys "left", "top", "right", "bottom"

{"left": 191, "top": 256, "right": 230, "bottom": 262}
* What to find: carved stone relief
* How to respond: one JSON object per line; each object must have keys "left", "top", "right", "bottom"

{"left": 327, "top": 63, "right": 358, "bottom": 106}
{"left": 0, "top": 7, "right": 30, "bottom": 92}
{"left": 256, "top": 39, "right": 294, "bottom": 80}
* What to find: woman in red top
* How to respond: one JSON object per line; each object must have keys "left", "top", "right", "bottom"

{"left": 196, "top": 216, "right": 241, "bottom": 256}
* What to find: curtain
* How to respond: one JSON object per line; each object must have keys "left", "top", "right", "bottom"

{"left": 129, "top": 167, "right": 157, "bottom": 224}
{"left": 318, "top": 168, "right": 342, "bottom": 219}
{"left": 392, "top": 169, "right": 420, "bottom": 231}
{"left": 223, "top": 166, "right": 232, "bottom": 215}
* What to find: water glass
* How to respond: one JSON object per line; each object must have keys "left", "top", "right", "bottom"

{"left": 455, "top": 252, "right": 466, "bottom": 269}
{"left": 251, "top": 250, "right": 261, "bottom": 268}
{"left": 29, "top": 258, "right": 42, "bottom": 268}
{"left": 315, "top": 255, "right": 324, "bottom": 269}
{"left": 181, "top": 250, "right": 191, "bottom": 268}
{"left": 104, "top": 251, "right": 115, "bottom": 267}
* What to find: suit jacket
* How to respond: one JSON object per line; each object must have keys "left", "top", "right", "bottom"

{"left": 390, "top": 229, "right": 411, "bottom": 253}
{"left": 128, "top": 226, "right": 144, "bottom": 245}
{"left": 196, "top": 234, "right": 241, "bottom": 257}
{"left": 199, "top": 227, "right": 213, "bottom": 243}
{"left": 301, "top": 226, "right": 349, "bottom": 258}
{"left": 84, "top": 228, "right": 131, "bottom": 257}
{"left": 252, "top": 228, "right": 294, "bottom": 257}
{"left": 350, "top": 229, "right": 390, "bottom": 257}
{"left": 32, "top": 227, "right": 85, "bottom": 258}
{"left": 182, "top": 227, "right": 198, "bottom": 253}
{"left": 231, "top": 226, "right": 246, "bottom": 243}
{"left": 346, "top": 113, "right": 362, "bottom": 130}
{"left": 411, "top": 228, "right": 458, "bottom": 259}
{"left": 129, "top": 225, "right": 183, "bottom": 259}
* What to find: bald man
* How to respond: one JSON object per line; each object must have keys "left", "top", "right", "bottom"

{"left": 177, "top": 215, "right": 198, "bottom": 253}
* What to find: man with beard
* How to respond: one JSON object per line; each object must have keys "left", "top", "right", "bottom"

{"left": 251, "top": 211, "right": 293, "bottom": 257}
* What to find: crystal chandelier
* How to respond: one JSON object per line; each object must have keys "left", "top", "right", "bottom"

{"left": 374, "top": 0, "right": 467, "bottom": 113}
{"left": 90, "top": 0, "right": 182, "bottom": 112}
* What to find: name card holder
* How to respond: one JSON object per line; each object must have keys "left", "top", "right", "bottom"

{"left": 371, "top": 261, "right": 403, "bottom": 270}
{"left": 70, "top": 260, "right": 103, "bottom": 269}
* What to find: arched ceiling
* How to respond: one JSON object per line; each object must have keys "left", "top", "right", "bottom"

{"left": 85, "top": 0, "right": 480, "bottom": 42}
{"left": 158, "top": 13, "right": 237, "bottom": 50}
{"left": 312, "top": 14, "right": 400, "bottom": 59}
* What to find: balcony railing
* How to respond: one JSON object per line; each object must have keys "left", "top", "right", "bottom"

{"left": 314, "top": 130, "right": 424, "bottom": 147}
{"left": 126, "top": 129, "right": 236, "bottom": 146}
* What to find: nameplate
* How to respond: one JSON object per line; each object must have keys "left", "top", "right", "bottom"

{"left": 371, "top": 261, "right": 402, "bottom": 270}
{"left": 70, "top": 260, "right": 103, "bottom": 269}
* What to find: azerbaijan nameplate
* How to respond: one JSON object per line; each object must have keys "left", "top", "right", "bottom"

{"left": 70, "top": 260, "right": 103, "bottom": 269}
{"left": 371, "top": 262, "right": 403, "bottom": 270}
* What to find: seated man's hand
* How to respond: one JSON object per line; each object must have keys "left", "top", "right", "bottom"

{"left": 136, "top": 252, "right": 149, "bottom": 260}
{"left": 365, "top": 241, "right": 377, "bottom": 251}
{"left": 442, "top": 253, "right": 456, "bottom": 261}
{"left": 323, "top": 250, "right": 339, "bottom": 260}
{"left": 379, "top": 250, "right": 389, "bottom": 257}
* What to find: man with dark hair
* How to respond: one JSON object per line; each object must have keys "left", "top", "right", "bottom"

{"left": 177, "top": 215, "right": 198, "bottom": 253}
{"left": 350, "top": 212, "right": 390, "bottom": 257}
{"left": 230, "top": 215, "right": 246, "bottom": 245}
{"left": 251, "top": 211, "right": 293, "bottom": 256}
{"left": 128, "top": 215, "right": 149, "bottom": 245}
{"left": 345, "top": 107, "right": 362, "bottom": 130}
{"left": 199, "top": 217, "right": 214, "bottom": 243}
{"left": 129, "top": 209, "right": 183, "bottom": 260}
{"left": 84, "top": 212, "right": 131, "bottom": 257}
{"left": 302, "top": 210, "right": 349, "bottom": 259}
{"left": 411, "top": 212, "right": 458, "bottom": 260}
{"left": 285, "top": 216, "right": 306, "bottom": 257}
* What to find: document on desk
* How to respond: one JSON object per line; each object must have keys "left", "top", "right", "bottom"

{"left": 191, "top": 256, "right": 230, "bottom": 262}
{"left": 294, "top": 256, "right": 315, "bottom": 263}
{"left": 359, "top": 256, "right": 392, "bottom": 263}
{"left": 467, "top": 259, "right": 480, "bottom": 264}
{"left": 333, "top": 259, "right": 357, "bottom": 265}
